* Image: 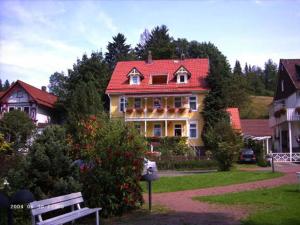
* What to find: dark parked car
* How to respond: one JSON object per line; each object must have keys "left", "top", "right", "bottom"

{"left": 239, "top": 148, "right": 256, "bottom": 163}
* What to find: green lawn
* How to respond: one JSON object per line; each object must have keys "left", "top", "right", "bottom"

{"left": 141, "top": 171, "right": 282, "bottom": 193}
{"left": 195, "top": 184, "right": 300, "bottom": 225}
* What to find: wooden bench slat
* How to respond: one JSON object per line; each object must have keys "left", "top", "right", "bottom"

{"left": 37, "top": 208, "right": 101, "bottom": 225}
{"left": 30, "top": 192, "right": 82, "bottom": 209}
{"left": 31, "top": 197, "right": 83, "bottom": 216}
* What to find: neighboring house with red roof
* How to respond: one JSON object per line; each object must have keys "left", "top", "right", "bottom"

{"left": 106, "top": 54, "right": 209, "bottom": 149}
{"left": 269, "top": 59, "right": 300, "bottom": 162}
{"left": 226, "top": 108, "right": 242, "bottom": 131}
{"left": 0, "top": 80, "right": 58, "bottom": 127}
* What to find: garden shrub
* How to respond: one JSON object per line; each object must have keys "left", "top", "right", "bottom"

{"left": 146, "top": 136, "right": 194, "bottom": 157}
{"left": 205, "top": 120, "right": 243, "bottom": 171}
{"left": 156, "top": 159, "right": 217, "bottom": 170}
{"left": 6, "top": 125, "right": 81, "bottom": 199}
{"left": 0, "top": 111, "right": 35, "bottom": 151}
{"left": 73, "top": 114, "right": 146, "bottom": 217}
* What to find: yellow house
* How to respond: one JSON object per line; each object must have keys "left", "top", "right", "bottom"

{"left": 106, "top": 55, "right": 209, "bottom": 149}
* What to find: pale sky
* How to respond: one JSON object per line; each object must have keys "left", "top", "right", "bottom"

{"left": 0, "top": 0, "right": 299, "bottom": 88}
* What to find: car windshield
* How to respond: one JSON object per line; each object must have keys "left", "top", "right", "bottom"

{"left": 243, "top": 149, "right": 254, "bottom": 154}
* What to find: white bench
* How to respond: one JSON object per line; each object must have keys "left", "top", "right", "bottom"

{"left": 30, "top": 192, "right": 101, "bottom": 225}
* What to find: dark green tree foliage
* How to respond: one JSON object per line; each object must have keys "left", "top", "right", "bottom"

{"left": 245, "top": 65, "right": 266, "bottom": 95}
{"left": 4, "top": 79, "right": 10, "bottom": 90}
{"left": 174, "top": 38, "right": 190, "bottom": 58}
{"left": 264, "top": 59, "right": 277, "bottom": 91}
{"left": 233, "top": 60, "right": 243, "bottom": 75}
{"left": 205, "top": 120, "right": 242, "bottom": 171}
{"left": 105, "top": 33, "right": 132, "bottom": 71}
{"left": 0, "top": 79, "right": 3, "bottom": 91}
{"left": 59, "top": 52, "right": 109, "bottom": 123}
{"left": 135, "top": 25, "right": 175, "bottom": 60}
{"left": 0, "top": 111, "right": 35, "bottom": 151}
{"left": 189, "top": 42, "right": 231, "bottom": 131}
{"left": 7, "top": 125, "right": 81, "bottom": 199}
{"left": 48, "top": 71, "right": 67, "bottom": 98}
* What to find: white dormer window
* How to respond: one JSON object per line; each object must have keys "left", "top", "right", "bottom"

{"left": 174, "top": 66, "right": 190, "bottom": 84}
{"left": 177, "top": 74, "right": 187, "bottom": 83}
{"left": 131, "top": 75, "right": 140, "bottom": 85}
{"left": 128, "top": 68, "right": 143, "bottom": 85}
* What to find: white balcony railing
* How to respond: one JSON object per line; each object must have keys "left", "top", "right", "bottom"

{"left": 269, "top": 108, "right": 300, "bottom": 127}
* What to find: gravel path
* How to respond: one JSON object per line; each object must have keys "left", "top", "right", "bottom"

{"left": 145, "top": 163, "right": 300, "bottom": 225}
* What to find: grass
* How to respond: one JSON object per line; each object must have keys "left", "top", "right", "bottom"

{"left": 240, "top": 95, "right": 273, "bottom": 119}
{"left": 195, "top": 184, "right": 300, "bottom": 225}
{"left": 141, "top": 170, "right": 282, "bottom": 193}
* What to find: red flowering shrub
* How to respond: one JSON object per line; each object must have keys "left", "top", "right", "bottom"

{"left": 72, "top": 114, "right": 146, "bottom": 216}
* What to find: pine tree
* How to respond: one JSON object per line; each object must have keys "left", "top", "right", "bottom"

{"left": 233, "top": 60, "right": 243, "bottom": 75}
{"left": 135, "top": 25, "right": 175, "bottom": 60}
{"left": 105, "top": 33, "right": 132, "bottom": 71}
{"left": 264, "top": 59, "right": 277, "bottom": 92}
{"left": 3, "top": 80, "right": 10, "bottom": 90}
{"left": 48, "top": 71, "right": 67, "bottom": 98}
{"left": 0, "top": 79, "right": 3, "bottom": 91}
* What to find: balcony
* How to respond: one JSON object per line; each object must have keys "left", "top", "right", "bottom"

{"left": 269, "top": 107, "right": 300, "bottom": 127}
{"left": 124, "top": 107, "right": 193, "bottom": 121}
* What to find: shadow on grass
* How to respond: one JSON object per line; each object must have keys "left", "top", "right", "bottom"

{"left": 77, "top": 208, "right": 240, "bottom": 225}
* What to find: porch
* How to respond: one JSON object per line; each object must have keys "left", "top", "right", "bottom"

{"left": 272, "top": 121, "right": 300, "bottom": 162}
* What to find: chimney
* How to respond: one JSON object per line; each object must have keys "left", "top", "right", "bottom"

{"left": 147, "top": 50, "right": 152, "bottom": 64}
{"left": 181, "top": 53, "right": 185, "bottom": 60}
{"left": 41, "top": 86, "right": 47, "bottom": 92}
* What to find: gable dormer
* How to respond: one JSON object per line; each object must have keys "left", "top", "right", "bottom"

{"left": 174, "top": 66, "right": 191, "bottom": 84}
{"left": 127, "top": 67, "right": 143, "bottom": 85}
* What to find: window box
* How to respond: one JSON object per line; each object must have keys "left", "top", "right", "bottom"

{"left": 156, "top": 108, "right": 165, "bottom": 113}
{"left": 178, "top": 107, "right": 186, "bottom": 113}
{"left": 147, "top": 107, "right": 154, "bottom": 112}
{"left": 135, "top": 108, "right": 144, "bottom": 113}
{"left": 274, "top": 108, "right": 286, "bottom": 118}
{"left": 126, "top": 108, "right": 133, "bottom": 113}
{"left": 168, "top": 107, "right": 176, "bottom": 113}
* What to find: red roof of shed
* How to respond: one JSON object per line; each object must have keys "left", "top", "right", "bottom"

{"left": 0, "top": 80, "right": 57, "bottom": 108}
{"left": 241, "top": 119, "right": 272, "bottom": 137}
{"left": 106, "top": 58, "right": 209, "bottom": 94}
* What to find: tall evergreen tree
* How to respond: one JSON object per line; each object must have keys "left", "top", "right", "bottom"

{"left": 264, "top": 59, "right": 277, "bottom": 92}
{"left": 105, "top": 33, "right": 132, "bottom": 71}
{"left": 233, "top": 60, "right": 243, "bottom": 75}
{"left": 135, "top": 25, "right": 175, "bottom": 60}
{"left": 174, "top": 38, "right": 190, "bottom": 58}
{"left": 3, "top": 80, "right": 10, "bottom": 90}
{"left": 48, "top": 71, "right": 67, "bottom": 98}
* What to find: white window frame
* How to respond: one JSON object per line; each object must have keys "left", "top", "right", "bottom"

{"left": 130, "top": 75, "right": 140, "bottom": 85}
{"left": 189, "top": 121, "right": 198, "bottom": 139}
{"left": 174, "top": 97, "right": 182, "bottom": 108}
{"left": 153, "top": 124, "right": 162, "bottom": 137}
{"left": 119, "top": 97, "right": 128, "bottom": 112}
{"left": 189, "top": 96, "right": 197, "bottom": 111}
{"left": 174, "top": 124, "right": 182, "bottom": 137}
{"left": 134, "top": 98, "right": 142, "bottom": 109}
{"left": 9, "top": 106, "right": 15, "bottom": 112}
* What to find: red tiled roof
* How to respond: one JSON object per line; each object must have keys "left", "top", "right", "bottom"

{"left": 0, "top": 91, "right": 5, "bottom": 98}
{"left": 241, "top": 119, "right": 272, "bottom": 137}
{"left": 226, "top": 108, "right": 242, "bottom": 130}
{"left": 281, "top": 59, "right": 300, "bottom": 89}
{"left": 0, "top": 80, "right": 57, "bottom": 108}
{"left": 106, "top": 58, "right": 209, "bottom": 94}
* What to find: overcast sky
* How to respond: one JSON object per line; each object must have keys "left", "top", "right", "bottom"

{"left": 0, "top": 0, "right": 299, "bottom": 88}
